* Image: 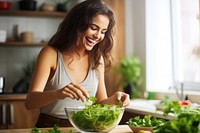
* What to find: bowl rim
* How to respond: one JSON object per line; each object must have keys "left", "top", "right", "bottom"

{"left": 64, "top": 106, "right": 125, "bottom": 112}
{"left": 64, "top": 106, "right": 85, "bottom": 111}
{"left": 65, "top": 106, "right": 125, "bottom": 111}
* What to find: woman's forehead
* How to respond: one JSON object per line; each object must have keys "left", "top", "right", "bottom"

{"left": 91, "top": 14, "right": 109, "bottom": 28}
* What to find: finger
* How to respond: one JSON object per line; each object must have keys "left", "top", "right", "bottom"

{"left": 64, "top": 92, "right": 75, "bottom": 99}
{"left": 116, "top": 92, "right": 130, "bottom": 107}
{"left": 122, "top": 94, "right": 130, "bottom": 107}
{"left": 68, "top": 83, "right": 87, "bottom": 102}
{"left": 57, "top": 89, "right": 74, "bottom": 99}
{"left": 116, "top": 91, "right": 123, "bottom": 101}
{"left": 65, "top": 84, "right": 79, "bottom": 100}
{"left": 72, "top": 83, "right": 89, "bottom": 97}
{"left": 74, "top": 89, "right": 87, "bottom": 102}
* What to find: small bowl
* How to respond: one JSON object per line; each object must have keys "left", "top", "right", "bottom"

{"left": 65, "top": 106, "right": 124, "bottom": 133}
{"left": 129, "top": 126, "right": 153, "bottom": 133}
{"left": 0, "top": 1, "right": 11, "bottom": 10}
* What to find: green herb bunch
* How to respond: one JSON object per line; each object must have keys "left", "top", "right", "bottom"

{"left": 158, "top": 103, "right": 200, "bottom": 133}
{"left": 156, "top": 98, "right": 200, "bottom": 133}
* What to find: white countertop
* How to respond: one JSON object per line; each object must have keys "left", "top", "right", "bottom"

{"left": 126, "top": 99, "right": 175, "bottom": 120}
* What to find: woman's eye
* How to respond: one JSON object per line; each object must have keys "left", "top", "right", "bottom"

{"left": 90, "top": 26, "right": 97, "bottom": 30}
{"left": 101, "top": 31, "right": 107, "bottom": 34}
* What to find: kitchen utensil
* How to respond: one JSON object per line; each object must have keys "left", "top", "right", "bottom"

{"left": 0, "top": 77, "right": 5, "bottom": 93}
{"left": 0, "top": 30, "right": 7, "bottom": 43}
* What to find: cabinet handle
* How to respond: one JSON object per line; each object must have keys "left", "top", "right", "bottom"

{"left": 9, "top": 104, "right": 14, "bottom": 124}
{"left": 1, "top": 104, "right": 6, "bottom": 125}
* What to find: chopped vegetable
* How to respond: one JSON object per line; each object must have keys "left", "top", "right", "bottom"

{"left": 128, "top": 115, "right": 166, "bottom": 132}
{"left": 158, "top": 99, "right": 200, "bottom": 133}
{"left": 158, "top": 107, "right": 200, "bottom": 133}
{"left": 180, "top": 100, "right": 192, "bottom": 106}
{"left": 163, "top": 100, "right": 182, "bottom": 117}
{"left": 71, "top": 97, "right": 123, "bottom": 132}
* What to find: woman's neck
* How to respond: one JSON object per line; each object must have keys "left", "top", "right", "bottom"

{"left": 62, "top": 45, "right": 88, "bottom": 60}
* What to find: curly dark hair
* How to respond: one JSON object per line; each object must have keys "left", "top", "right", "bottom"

{"left": 48, "top": 0, "right": 115, "bottom": 69}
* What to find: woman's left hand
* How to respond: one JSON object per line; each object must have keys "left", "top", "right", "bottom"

{"left": 102, "top": 91, "right": 130, "bottom": 107}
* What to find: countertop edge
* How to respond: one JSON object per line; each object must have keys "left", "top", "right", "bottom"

{"left": 0, "top": 94, "right": 27, "bottom": 100}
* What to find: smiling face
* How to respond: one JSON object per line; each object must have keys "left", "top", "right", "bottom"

{"left": 81, "top": 14, "right": 110, "bottom": 51}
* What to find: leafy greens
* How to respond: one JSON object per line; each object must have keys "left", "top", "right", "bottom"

{"left": 71, "top": 97, "right": 123, "bottom": 132}
{"left": 159, "top": 106, "right": 200, "bottom": 133}
{"left": 128, "top": 115, "right": 166, "bottom": 132}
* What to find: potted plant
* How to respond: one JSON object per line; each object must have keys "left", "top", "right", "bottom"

{"left": 13, "top": 58, "right": 36, "bottom": 93}
{"left": 56, "top": 0, "right": 71, "bottom": 12}
{"left": 115, "top": 56, "right": 143, "bottom": 99}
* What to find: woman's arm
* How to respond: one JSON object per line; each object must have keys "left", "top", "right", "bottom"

{"left": 25, "top": 46, "right": 58, "bottom": 109}
{"left": 95, "top": 56, "right": 108, "bottom": 103}
{"left": 95, "top": 57, "right": 130, "bottom": 107}
{"left": 25, "top": 46, "right": 89, "bottom": 110}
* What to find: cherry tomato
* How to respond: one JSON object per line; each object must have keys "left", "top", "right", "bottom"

{"left": 181, "top": 100, "right": 191, "bottom": 105}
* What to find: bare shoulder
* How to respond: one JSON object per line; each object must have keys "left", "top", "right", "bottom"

{"left": 40, "top": 45, "right": 57, "bottom": 55}
{"left": 37, "top": 46, "right": 57, "bottom": 68}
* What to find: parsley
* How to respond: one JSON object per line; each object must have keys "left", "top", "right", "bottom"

{"left": 128, "top": 115, "right": 166, "bottom": 132}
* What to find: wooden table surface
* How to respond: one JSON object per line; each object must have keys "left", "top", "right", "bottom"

{"left": 0, "top": 125, "right": 133, "bottom": 133}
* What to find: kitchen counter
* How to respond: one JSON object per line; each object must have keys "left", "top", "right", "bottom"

{"left": 125, "top": 99, "right": 175, "bottom": 120}
{"left": 0, "top": 94, "right": 26, "bottom": 100}
{"left": 0, "top": 125, "right": 133, "bottom": 133}
{"left": 126, "top": 106, "right": 174, "bottom": 120}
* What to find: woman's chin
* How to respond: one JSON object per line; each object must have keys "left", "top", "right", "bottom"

{"left": 85, "top": 45, "right": 94, "bottom": 51}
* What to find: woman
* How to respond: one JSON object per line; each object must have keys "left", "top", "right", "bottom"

{"left": 25, "top": 0, "right": 130, "bottom": 127}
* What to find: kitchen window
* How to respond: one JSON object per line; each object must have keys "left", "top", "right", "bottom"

{"left": 146, "top": 0, "right": 200, "bottom": 92}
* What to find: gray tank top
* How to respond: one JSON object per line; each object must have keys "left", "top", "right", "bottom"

{"left": 40, "top": 49, "right": 99, "bottom": 118}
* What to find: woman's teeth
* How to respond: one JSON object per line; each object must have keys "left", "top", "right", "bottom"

{"left": 86, "top": 37, "right": 96, "bottom": 45}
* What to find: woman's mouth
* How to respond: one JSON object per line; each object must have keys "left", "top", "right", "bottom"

{"left": 86, "top": 37, "right": 97, "bottom": 47}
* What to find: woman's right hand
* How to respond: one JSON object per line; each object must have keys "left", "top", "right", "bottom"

{"left": 56, "top": 82, "right": 89, "bottom": 102}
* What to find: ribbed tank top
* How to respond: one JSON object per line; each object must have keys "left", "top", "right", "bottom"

{"left": 40, "top": 49, "right": 98, "bottom": 119}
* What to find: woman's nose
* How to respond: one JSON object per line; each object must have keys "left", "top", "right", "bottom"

{"left": 94, "top": 31, "right": 101, "bottom": 39}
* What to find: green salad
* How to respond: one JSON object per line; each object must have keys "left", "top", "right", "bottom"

{"left": 158, "top": 102, "right": 200, "bottom": 133}
{"left": 128, "top": 115, "right": 165, "bottom": 132}
{"left": 71, "top": 97, "right": 123, "bottom": 132}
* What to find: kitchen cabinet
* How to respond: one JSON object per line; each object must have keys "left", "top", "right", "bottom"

{"left": 0, "top": 95, "right": 39, "bottom": 129}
